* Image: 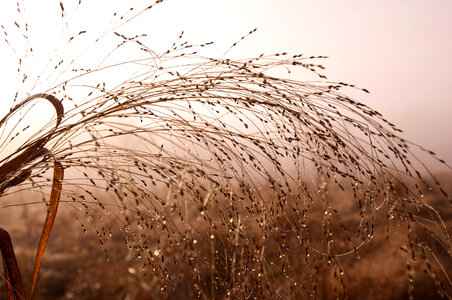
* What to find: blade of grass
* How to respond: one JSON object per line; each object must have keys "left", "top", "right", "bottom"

{"left": 0, "top": 94, "right": 64, "bottom": 194}
{"left": 29, "top": 160, "right": 64, "bottom": 300}
{"left": 0, "top": 227, "right": 25, "bottom": 300}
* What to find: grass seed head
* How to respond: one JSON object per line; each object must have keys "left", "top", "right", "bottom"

{"left": 0, "top": 1, "right": 451, "bottom": 299}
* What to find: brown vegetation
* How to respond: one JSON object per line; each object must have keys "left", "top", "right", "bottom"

{"left": 1, "top": 177, "right": 450, "bottom": 299}
{"left": 0, "top": 1, "right": 451, "bottom": 299}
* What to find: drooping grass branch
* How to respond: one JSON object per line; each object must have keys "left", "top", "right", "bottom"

{"left": 0, "top": 1, "right": 451, "bottom": 298}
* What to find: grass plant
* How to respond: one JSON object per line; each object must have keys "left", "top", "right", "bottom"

{"left": 0, "top": 1, "right": 450, "bottom": 299}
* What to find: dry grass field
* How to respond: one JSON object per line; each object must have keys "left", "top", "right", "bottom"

{"left": 1, "top": 172, "right": 450, "bottom": 299}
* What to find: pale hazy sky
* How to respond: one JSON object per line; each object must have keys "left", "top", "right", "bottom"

{"left": 1, "top": 0, "right": 451, "bottom": 167}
